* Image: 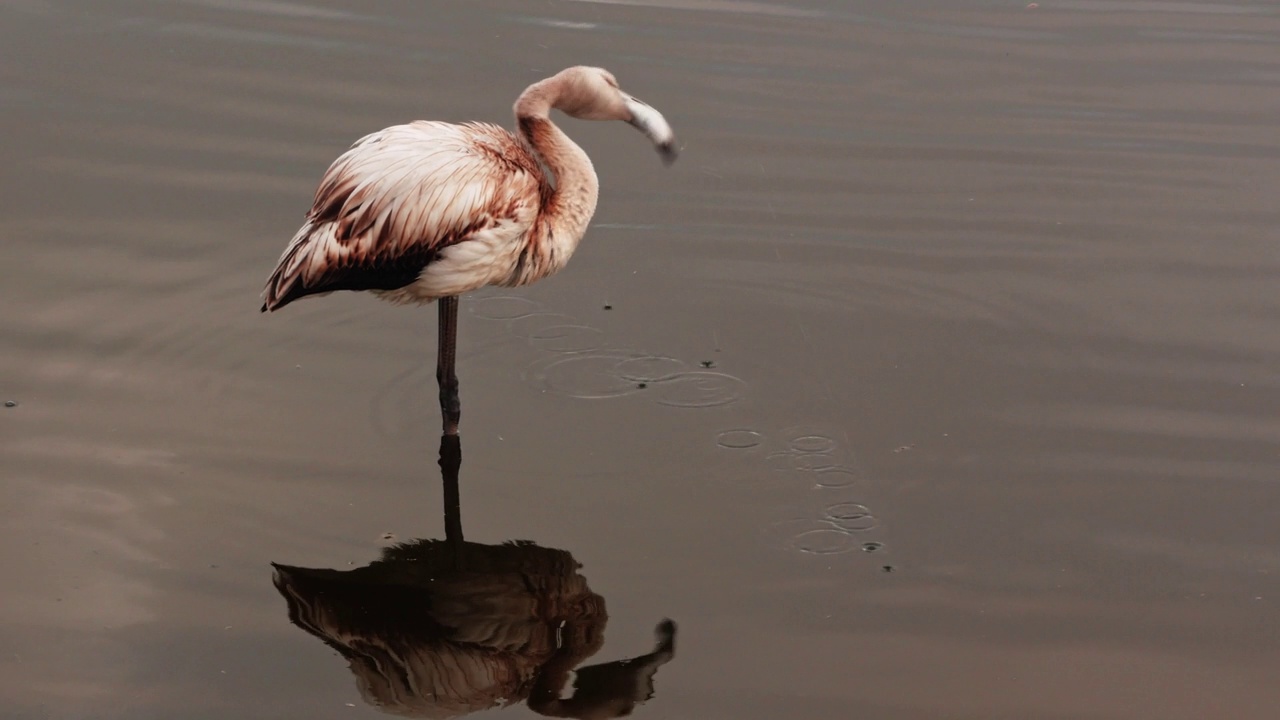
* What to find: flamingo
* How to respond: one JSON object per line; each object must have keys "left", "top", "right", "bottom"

{"left": 261, "top": 66, "right": 678, "bottom": 436}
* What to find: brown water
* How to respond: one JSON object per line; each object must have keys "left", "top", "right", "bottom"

{"left": 4, "top": 1, "right": 1279, "bottom": 718}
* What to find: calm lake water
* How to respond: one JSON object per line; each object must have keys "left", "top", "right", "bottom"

{"left": 4, "top": 1, "right": 1280, "bottom": 718}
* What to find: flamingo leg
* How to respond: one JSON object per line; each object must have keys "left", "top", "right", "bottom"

{"left": 437, "top": 295, "right": 461, "bottom": 436}
{"left": 438, "top": 433, "right": 464, "bottom": 546}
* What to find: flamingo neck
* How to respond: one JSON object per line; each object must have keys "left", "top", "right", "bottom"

{"left": 514, "top": 80, "right": 600, "bottom": 260}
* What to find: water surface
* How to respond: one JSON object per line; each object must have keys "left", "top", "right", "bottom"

{"left": 3, "top": 1, "right": 1279, "bottom": 718}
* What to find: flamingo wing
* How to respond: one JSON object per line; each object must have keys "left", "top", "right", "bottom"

{"left": 262, "top": 121, "right": 544, "bottom": 311}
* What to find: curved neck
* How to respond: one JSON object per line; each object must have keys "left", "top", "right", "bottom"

{"left": 514, "top": 79, "right": 599, "bottom": 248}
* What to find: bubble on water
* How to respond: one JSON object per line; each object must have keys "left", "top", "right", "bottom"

{"left": 470, "top": 295, "right": 542, "bottom": 320}
{"left": 861, "top": 541, "right": 885, "bottom": 553}
{"left": 614, "top": 356, "right": 688, "bottom": 383}
{"left": 653, "top": 371, "right": 745, "bottom": 408}
{"left": 716, "top": 429, "right": 763, "bottom": 449}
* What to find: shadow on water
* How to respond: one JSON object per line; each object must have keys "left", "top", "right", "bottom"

{"left": 271, "top": 435, "right": 677, "bottom": 719}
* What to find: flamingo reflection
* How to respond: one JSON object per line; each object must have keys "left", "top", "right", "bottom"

{"left": 272, "top": 435, "right": 677, "bottom": 718}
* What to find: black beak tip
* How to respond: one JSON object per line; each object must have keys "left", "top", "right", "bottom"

{"left": 658, "top": 141, "right": 678, "bottom": 166}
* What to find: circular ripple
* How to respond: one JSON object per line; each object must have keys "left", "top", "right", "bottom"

{"left": 614, "top": 356, "right": 688, "bottom": 383}
{"left": 825, "top": 503, "right": 877, "bottom": 531}
{"left": 526, "top": 324, "right": 604, "bottom": 353}
{"left": 653, "top": 371, "right": 746, "bottom": 408}
{"left": 716, "top": 429, "right": 763, "bottom": 450}
{"left": 813, "top": 468, "right": 861, "bottom": 488}
{"left": 792, "top": 452, "right": 839, "bottom": 471}
{"left": 861, "top": 541, "right": 886, "bottom": 553}
{"left": 765, "top": 451, "right": 796, "bottom": 471}
{"left": 790, "top": 529, "right": 860, "bottom": 555}
{"left": 532, "top": 351, "right": 647, "bottom": 399}
{"left": 507, "top": 312, "right": 579, "bottom": 338}
{"left": 470, "top": 296, "right": 541, "bottom": 320}
{"left": 790, "top": 434, "right": 836, "bottom": 454}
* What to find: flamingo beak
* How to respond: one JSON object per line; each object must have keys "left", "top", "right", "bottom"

{"left": 624, "top": 94, "right": 678, "bottom": 166}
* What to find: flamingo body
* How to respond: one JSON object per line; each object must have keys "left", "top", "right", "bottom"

{"left": 263, "top": 122, "right": 557, "bottom": 311}
{"left": 261, "top": 66, "right": 677, "bottom": 435}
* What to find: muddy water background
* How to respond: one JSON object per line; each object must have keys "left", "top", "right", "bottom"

{"left": 4, "top": 1, "right": 1280, "bottom": 718}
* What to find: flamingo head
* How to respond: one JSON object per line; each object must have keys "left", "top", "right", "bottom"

{"left": 551, "top": 66, "right": 679, "bottom": 166}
